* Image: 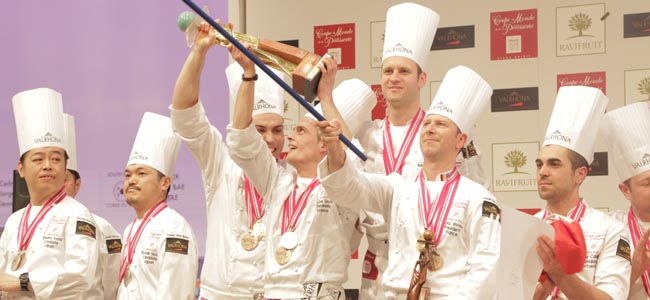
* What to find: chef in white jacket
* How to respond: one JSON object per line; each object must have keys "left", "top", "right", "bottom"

{"left": 227, "top": 42, "right": 376, "bottom": 299}
{"left": 62, "top": 113, "right": 122, "bottom": 300}
{"left": 0, "top": 88, "right": 99, "bottom": 300}
{"left": 532, "top": 86, "right": 630, "bottom": 300}
{"left": 116, "top": 112, "right": 198, "bottom": 300}
{"left": 601, "top": 102, "right": 650, "bottom": 300}
{"left": 170, "top": 20, "right": 288, "bottom": 298}
{"left": 319, "top": 66, "right": 500, "bottom": 300}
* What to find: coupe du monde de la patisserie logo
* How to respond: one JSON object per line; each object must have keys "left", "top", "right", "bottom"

{"left": 492, "top": 142, "right": 539, "bottom": 192}
{"left": 556, "top": 4, "right": 605, "bottom": 57}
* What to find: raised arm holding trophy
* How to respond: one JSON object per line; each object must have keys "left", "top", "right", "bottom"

{"left": 178, "top": 7, "right": 325, "bottom": 103}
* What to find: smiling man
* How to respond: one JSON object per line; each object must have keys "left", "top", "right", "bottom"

{"left": 533, "top": 86, "right": 630, "bottom": 300}
{"left": 319, "top": 66, "right": 500, "bottom": 300}
{"left": 116, "top": 112, "right": 198, "bottom": 300}
{"left": 0, "top": 88, "right": 98, "bottom": 300}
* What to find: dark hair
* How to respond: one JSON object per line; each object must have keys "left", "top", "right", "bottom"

{"left": 566, "top": 148, "right": 589, "bottom": 171}
{"left": 156, "top": 170, "right": 171, "bottom": 198}
{"left": 68, "top": 169, "right": 81, "bottom": 181}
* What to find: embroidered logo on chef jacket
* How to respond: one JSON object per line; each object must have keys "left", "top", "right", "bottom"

{"left": 616, "top": 237, "right": 632, "bottom": 262}
{"left": 445, "top": 200, "right": 469, "bottom": 237}
{"left": 43, "top": 216, "right": 68, "bottom": 248}
{"left": 317, "top": 196, "right": 333, "bottom": 213}
{"left": 481, "top": 200, "right": 500, "bottom": 220}
{"left": 75, "top": 220, "right": 97, "bottom": 239}
{"left": 107, "top": 239, "right": 123, "bottom": 254}
{"left": 584, "top": 232, "right": 606, "bottom": 268}
{"left": 165, "top": 238, "right": 189, "bottom": 255}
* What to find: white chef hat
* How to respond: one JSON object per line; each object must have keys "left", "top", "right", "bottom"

{"left": 226, "top": 62, "right": 287, "bottom": 117}
{"left": 543, "top": 86, "right": 609, "bottom": 164}
{"left": 601, "top": 102, "right": 650, "bottom": 182}
{"left": 426, "top": 66, "right": 492, "bottom": 139}
{"left": 382, "top": 2, "right": 440, "bottom": 70}
{"left": 306, "top": 78, "right": 377, "bottom": 137}
{"left": 63, "top": 113, "right": 78, "bottom": 171}
{"left": 12, "top": 87, "right": 66, "bottom": 156}
{"left": 126, "top": 112, "right": 180, "bottom": 177}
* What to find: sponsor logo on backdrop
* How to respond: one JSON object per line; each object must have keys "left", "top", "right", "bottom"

{"left": 370, "top": 21, "right": 386, "bottom": 68}
{"left": 624, "top": 12, "right": 650, "bottom": 38}
{"left": 587, "top": 152, "right": 608, "bottom": 176}
{"left": 492, "top": 142, "right": 539, "bottom": 192}
{"left": 556, "top": 4, "right": 606, "bottom": 56}
{"left": 0, "top": 177, "right": 12, "bottom": 208}
{"left": 624, "top": 69, "right": 650, "bottom": 104}
{"left": 278, "top": 39, "right": 299, "bottom": 48}
{"left": 557, "top": 71, "right": 606, "bottom": 94}
{"left": 490, "top": 9, "right": 538, "bottom": 60}
{"left": 491, "top": 87, "right": 539, "bottom": 112}
{"left": 370, "top": 84, "right": 386, "bottom": 121}
{"left": 314, "top": 23, "right": 355, "bottom": 69}
{"left": 431, "top": 25, "right": 475, "bottom": 51}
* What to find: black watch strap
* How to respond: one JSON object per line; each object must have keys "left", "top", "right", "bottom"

{"left": 19, "top": 272, "right": 29, "bottom": 291}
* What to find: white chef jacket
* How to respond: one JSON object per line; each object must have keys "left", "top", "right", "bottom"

{"left": 356, "top": 119, "right": 489, "bottom": 300}
{"left": 226, "top": 124, "right": 357, "bottom": 299}
{"left": 84, "top": 214, "right": 121, "bottom": 300}
{"left": 319, "top": 152, "right": 500, "bottom": 300}
{"left": 535, "top": 204, "right": 630, "bottom": 300}
{"left": 0, "top": 196, "right": 99, "bottom": 300}
{"left": 610, "top": 209, "right": 645, "bottom": 300}
{"left": 116, "top": 207, "right": 198, "bottom": 300}
{"left": 171, "top": 102, "right": 271, "bottom": 300}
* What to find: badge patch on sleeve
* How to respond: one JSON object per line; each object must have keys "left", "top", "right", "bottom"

{"left": 106, "top": 239, "right": 123, "bottom": 254}
{"left": 482, "top": 201, "right": 500, "bottom": 219}
{"left": 165, "top": 238, "right": 189, "bottom": 255}
{"left": 75, "top": 221, "right": 97, "bottom": 239}
{"left": 616, "top": 238, "right": 631, "bottom": 262}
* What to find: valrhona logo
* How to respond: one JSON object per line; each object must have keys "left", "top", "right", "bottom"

{"left": 431, "top": 102, "right": 453, "bottom": 114}
{"left": 34, "top": 132, "right": 61, "bottom": 144}
{"left": 545, "top": 130, "right": 571, "bottom": 144}
{"left": 633, "top": 153, "right": 650, "bottom": 169}
{"left": 254, "top": 99, "right": 277, "bottom": 111}
{"left": 385, "top": 43, "right": 413, "bottom": 55}
{"left": 129, "top": 151, "right": 148, "bottom": 162}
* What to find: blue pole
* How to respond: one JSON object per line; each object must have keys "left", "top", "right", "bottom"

{"left": 181, "top": 0, "right": 367, "bottom": 161}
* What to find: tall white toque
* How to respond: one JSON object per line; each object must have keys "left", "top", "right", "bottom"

{"left": 601, "top": 102, "right": 650, "bottom": 182}
{"left": 426, "top": 65, "right": 493, "bottom": 140}
{"left": 226, "top": 62, "right": 287, "bottom": 117}
{"left": 12, "top": 87, "right": 66, "bottom": 156}
{"left": 382, "top": 2, "right": 440, "bottom": 69}
{"left": 63, "top": 113, "right": 78, "bottom": 171}
{"left": 543, "top": 86, "right": 609, "bottom": 164}
{"left": 126, "top": 112, "right": 181, "bottom": 177}
{"left": 306, "top": 78, "right": 377, "bottom": 137}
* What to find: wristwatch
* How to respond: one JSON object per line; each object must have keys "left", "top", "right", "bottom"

{"left": 19, "top": 272, "right": 29, "bottom": 292}
{"left": 241, "top": 73, "right": 258, "bottom": 82}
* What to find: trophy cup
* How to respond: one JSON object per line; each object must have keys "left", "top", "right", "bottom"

{"left": 178, "top": 9, "right": 326, "bottom": 103}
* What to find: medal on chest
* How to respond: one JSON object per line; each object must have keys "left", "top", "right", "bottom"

{"left": 11, "top": 251, "right": 26, "bottom": 272}
{"left": 275, "top": 179, "right": 320, "bottom": 265}
{"left": 241, "top": 175, "right": 266, "bottom": 251}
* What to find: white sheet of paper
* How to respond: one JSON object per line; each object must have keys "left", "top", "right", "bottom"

{"left": 497, "top": 205, "right": 555, "bottom": 300}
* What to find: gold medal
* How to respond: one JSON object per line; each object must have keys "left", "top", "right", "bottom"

{"left": 274, "top": 247, "right": 291, "bottom": 265}
{"left": 124, "top": 270, "right": 132, "bottom": 286}
{"left": 241, "top": 232, "right": 259, "bottom": 251}
{"left": 11, "top": 252, "right": 26, "bottom": 271}
{"left": 428, "top": 248, "right": 443, "bottom": 271}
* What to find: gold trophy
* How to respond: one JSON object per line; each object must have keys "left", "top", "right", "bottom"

{"left": 178, "top": 9, "right": 326, "bottom": 102}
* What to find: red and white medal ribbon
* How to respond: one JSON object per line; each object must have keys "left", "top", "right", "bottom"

{"left": 542, "top": 201, "right": 586, "bottom": 299}
{"left": 243, "top": 174, "right": 265, "bottom": 229}
{"left": 281, "top": 178, "right": 320, "bottom": 234}
{"left": 417, "top": 168, "right": 460, "bottom": 245}
{"left": 17, "top": 186, "right": 67, "bottom": 251}
{"left": 382, "top": 109, "right": 424, "bottom": 175}
{"left": 628, "top": 208, "right": 650, "bottom": 297}
{"left": 118, "top": 200, "right": 168, "bottom": 282}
